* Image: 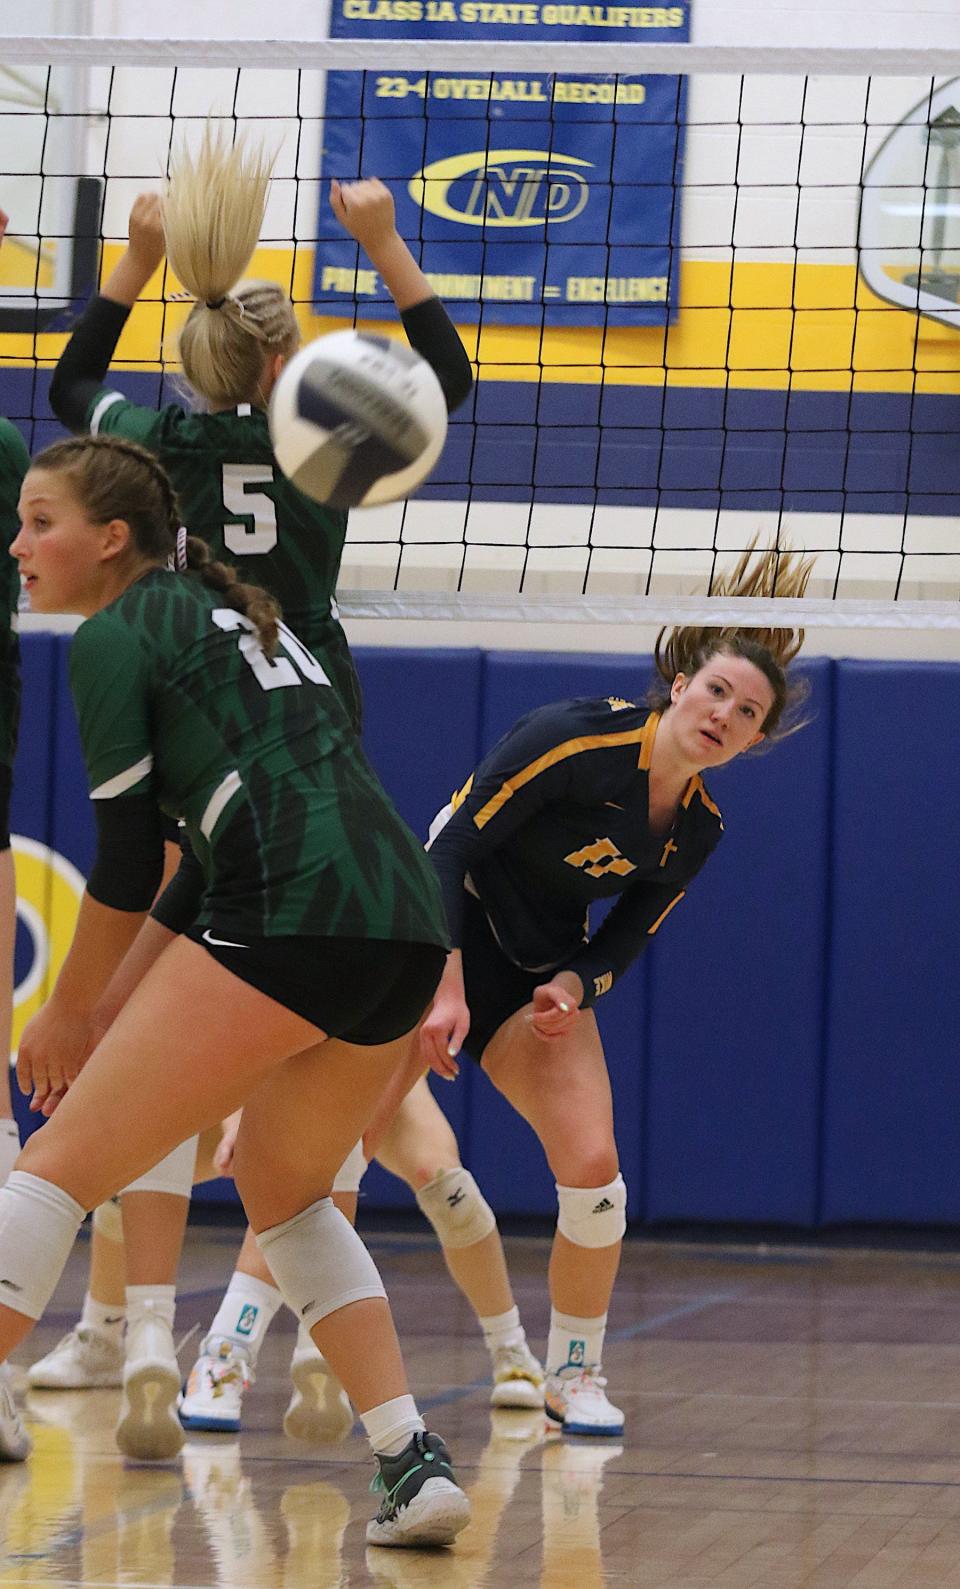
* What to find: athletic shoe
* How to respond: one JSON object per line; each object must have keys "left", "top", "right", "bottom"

{"left": 179, "top": 1341, "right": 252, "bottom": 1434}
{"left": 283, "top": 1342, "right": 353, "bottom": 1444}
{"left": 26, "top": 1324, "right": 124, "bottom": 1390}
{"left": 543, "top": 1365, "right": 624, "bottom": 1437}
{"left": 366, "top": 1430, "right": 471, "bottom": 1548}
{"left": 115, "top": 1308, "right": 183, "bottom": 1460}
{"left": 0, "top": 1364, "right": 31, "bottom": 1461}
{"left": 489, "top": 1340, "right": 545, "bottom": 1409}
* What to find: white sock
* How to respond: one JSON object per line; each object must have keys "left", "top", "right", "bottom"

{"left": 80, "top": 1292, "right": 125, "bottom": 1336}
{"left": 205, "top": 1273, "right": 282, "bottom": 1367}
{"left": 361, "top": 1394, "right": 425, "bottom": 1457}
{"left": 479, "top": 1305, "right": 526, "bottom": 1353}
{"left": 547, "top": 1309, "right": 607, "bottom": 1374}
{"left": 126, "top": 1284, "right": 176, "bottom": 1332}
{"left": 0, "top": 1120, "right": 19, "bottom": 1187}
{"left": 294, "top": 1319, "right": 325, "bottom": 1360}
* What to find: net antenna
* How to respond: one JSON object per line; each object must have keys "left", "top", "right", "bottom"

{"left": 2, "top": 35, "right": 960, "bottom": 638}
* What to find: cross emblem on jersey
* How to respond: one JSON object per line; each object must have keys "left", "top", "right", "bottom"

{"left": 564, "top": 838, "right": 637, "bottom": 879}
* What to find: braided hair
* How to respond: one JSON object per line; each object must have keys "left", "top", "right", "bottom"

{"left": 30, "top": 434, "right": 279, "bottom": 654}
{"left": 649, "top": 541, "right": 815, "bottom": 741}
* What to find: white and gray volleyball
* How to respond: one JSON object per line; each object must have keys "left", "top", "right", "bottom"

{"left": 268, "top": 329, "right": 448, "bottom": 508}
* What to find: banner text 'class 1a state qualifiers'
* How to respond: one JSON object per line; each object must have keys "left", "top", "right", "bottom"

{"left": 315, "top": 2, "right": 690, "bottom": 327}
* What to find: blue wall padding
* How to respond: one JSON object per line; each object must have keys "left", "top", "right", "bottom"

{"left": 820, "top": 662, "right": 960, "bottom": 1223}
{"left": 643, "top": 658, "right": 833, "bottom": 1224}
{"left": 11, "top": 637, "right": 960, "bottom": 1229}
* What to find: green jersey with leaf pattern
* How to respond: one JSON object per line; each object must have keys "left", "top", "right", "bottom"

{"left": 86, "top": 392, "right": 360, "bottom": 728}
{"left": 69, "top": 569, "right": 447, "bottom": 946}
{"left": 0, "top": 419, "right": 28, "bottom": 770}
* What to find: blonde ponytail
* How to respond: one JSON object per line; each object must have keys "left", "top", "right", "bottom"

{"left": 163, "top": 127, "right": 299, "bottom": 408}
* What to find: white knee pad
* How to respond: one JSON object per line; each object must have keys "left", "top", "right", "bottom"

{"left": 556, "top": 1174, "right": 627, "bottom": 1248}
{"left": 416, "top": 1167, "right": 496, "bottom": 1250}
{"left": 332, "top": 1139, "right": 367, "bottom": 1195}
{"left": 124, "top": 1136, "right": 198, "bottom": 1198}
{"left": 256, "top": 1196, "right": 386, "bottom": 1333}
{"left": 92, "top": 1195, "right": 123, "bottom": 1242}
{"left": 0, "top": 1171, "right": 86, "bottom": 1319}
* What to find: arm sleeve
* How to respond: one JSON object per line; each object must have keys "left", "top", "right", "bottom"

{"left": 399, "top": 297, "right": 473, "bottom": 414}
{"left": 427, "top": 705, "right": 585, "bottom": 947}
{"left": 559, "top": 882, "right": 688, "bottom": 1008}
{"left": 70, "top": 614, "right": 155, "bottom": 801}
{"left": 48, "top": 294, "right": 133, "bottom": 433}
{"left": 87, "top": 794, "right": 165, "bottom": 911}
{"left": 151, "top": 833, "right": 205, "bottom": 934}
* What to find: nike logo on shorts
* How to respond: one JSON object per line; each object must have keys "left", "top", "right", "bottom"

{"left": 202, "top": 928, "right": 248, "bottom": 950}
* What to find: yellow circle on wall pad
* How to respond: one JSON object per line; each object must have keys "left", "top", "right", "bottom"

{"left": 10, "top": 835, "right": 85, "bottom": 1063}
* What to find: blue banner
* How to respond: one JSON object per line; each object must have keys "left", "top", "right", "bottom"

{"left": 315, "top": 3, "right": 690, "bottom": 326}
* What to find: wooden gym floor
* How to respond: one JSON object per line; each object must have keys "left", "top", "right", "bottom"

{"left": 5, "top": 1224, "right": 960, "bottom": 1587}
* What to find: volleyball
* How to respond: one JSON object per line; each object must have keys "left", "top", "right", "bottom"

{"left": 268, "top": 329, "right": 448, "bottom": 508}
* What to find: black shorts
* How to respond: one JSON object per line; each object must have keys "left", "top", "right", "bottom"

{"left": 0, "top": 764, "right": 10, "bottom": 851}
{"left": 459, "top": 889, "right": 548, "bottom": 1063}
{"left": 187, "top": 927, "right": 446, "bottom": 1045}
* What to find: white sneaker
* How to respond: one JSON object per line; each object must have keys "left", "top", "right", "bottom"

{"left": 27, "top": 1324, "right": 124, "bottom": 1390}
{"left": 283, "top": 1343, "right": 354, "bottom": 1444}
{"left": 0, "top": 1365, "right": 31, "bottom": 1461}
{"left": 490, "top": 1339, "right": 545, "bottom": 1409}
{"left": 179, "top": 1341, "right": 252, "bottom": 1434}
{"left": 115, "top": 1308, "right": 183, "bottom": 1460}
{"left": 543, "top": 1365, "right": 624, "bottom": 1436}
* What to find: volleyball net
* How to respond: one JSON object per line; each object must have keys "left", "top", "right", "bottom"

{"left": 1, "top": 35, "right": 959, "bottom": 638}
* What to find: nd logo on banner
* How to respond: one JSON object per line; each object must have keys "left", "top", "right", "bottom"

{"left": 9, "top": 836, "right": 85, "bottom": 1065}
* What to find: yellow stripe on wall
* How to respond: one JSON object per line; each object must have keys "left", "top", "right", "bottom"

{"left": 2, "top": 248, "right": 957, "bottom": 394}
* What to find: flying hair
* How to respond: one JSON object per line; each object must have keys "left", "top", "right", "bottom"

{"left": 651, "top": 540, "right": 816, "bottom": 740}
{"left": 163, "top": 127, "right": 299, "bottom": 408}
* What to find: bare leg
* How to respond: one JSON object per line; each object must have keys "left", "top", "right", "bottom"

{"left": 378, "top": 1074, "right": 514, "bottom": 1318}
{"left": 482, "top": 1008, "right": 622, "bottom": 1321}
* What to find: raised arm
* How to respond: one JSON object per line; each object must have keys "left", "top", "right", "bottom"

{"left": 330, "top": 177, "right": 473, "bottom": 413}
{"left": 49, "top": 192, "right": 166, "bottom": 432}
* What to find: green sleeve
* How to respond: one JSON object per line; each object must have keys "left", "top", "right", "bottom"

{"left": 69, "top": 612, "right": 155, "bottom": 800}
{"left": 86, "top": 388, "right": 167, "bottom": 451}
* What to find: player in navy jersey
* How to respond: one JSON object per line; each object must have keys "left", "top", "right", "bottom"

{"left": 3, "top": 431, "right": 469, "bottom": 1545}
{"left": 420, "top": 544, "right": 814, "bottom": 1437}
{"left": 35, "top": 133, "right": 479, "bottom": 1445}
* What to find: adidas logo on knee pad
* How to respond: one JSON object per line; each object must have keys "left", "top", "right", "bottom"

{"left": 592, "top": 1197, "right": 614, "bottom": 1214}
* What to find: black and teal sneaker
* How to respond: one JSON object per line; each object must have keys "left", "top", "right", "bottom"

{"left": 366, "top": 1429, "right": 471, "bottom": 1547}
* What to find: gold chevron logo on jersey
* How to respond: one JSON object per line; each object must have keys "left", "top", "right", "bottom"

{"left": 605, "top": 696, "right": 635, "bottom": 712}
{"left": 565, "top": 837, "right": 637, "bottom": 879}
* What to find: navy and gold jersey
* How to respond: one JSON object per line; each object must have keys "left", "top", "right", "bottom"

{"left": 0, "top": 418, "right": 29, "bottom": 771}
{"left": 85, "top": 393, "right": 360, "bottom": 729}
{"left": 427, "top": 696, "right": 724, "bottom": 1006}
{"left": 70, "top": 568, "right": 448, "bottom": 949}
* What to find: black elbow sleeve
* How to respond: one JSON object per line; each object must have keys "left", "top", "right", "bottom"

{"left": 49, "top": 295, "right": 132, "bottom": 431}
{"left": 86, "top": 795, "right": 165, "bottom": 911}
{"left": 400, "top": 297, "right": 474, "bottom": 414}
{"left": 151, "top": 840, "right": 206, "bottom": 935}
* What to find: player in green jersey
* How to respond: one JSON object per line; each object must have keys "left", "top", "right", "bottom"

{"left": 49, "top": 132, "right": 473, "bottom": 734}
{"left": 4, "top": 432, "right": 470, "bottom": 1547}
{"left": 39, "top": 132, "right": 475, "bottom": 1440}
{"left": 0, "top": 206, "right": 32, "bottom": 1462}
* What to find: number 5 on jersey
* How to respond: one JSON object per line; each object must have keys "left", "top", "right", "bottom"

{"left": 212, "top": 607, "right": 330, "bottom": 692}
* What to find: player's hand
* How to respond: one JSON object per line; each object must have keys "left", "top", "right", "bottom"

{"left": 213, "top": 1110, "right": 243, "bottom": 1177}
{"left": 0, "top": 209, "right": 8, "bottom": 249}
{"left": 420, "top": 993, "right": 470, "bottom": 1081}
{"left": 527, "top": 976, "right": 583, "bottom": 1040}
{"left": 127, "top": 191, "right": 165, "bottom": 275}
{"left": 16, "top": 1000, "right": 92, "bottom": 1115}
{"left": 329, "top": 177, "right": 398, "bottom": 256}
